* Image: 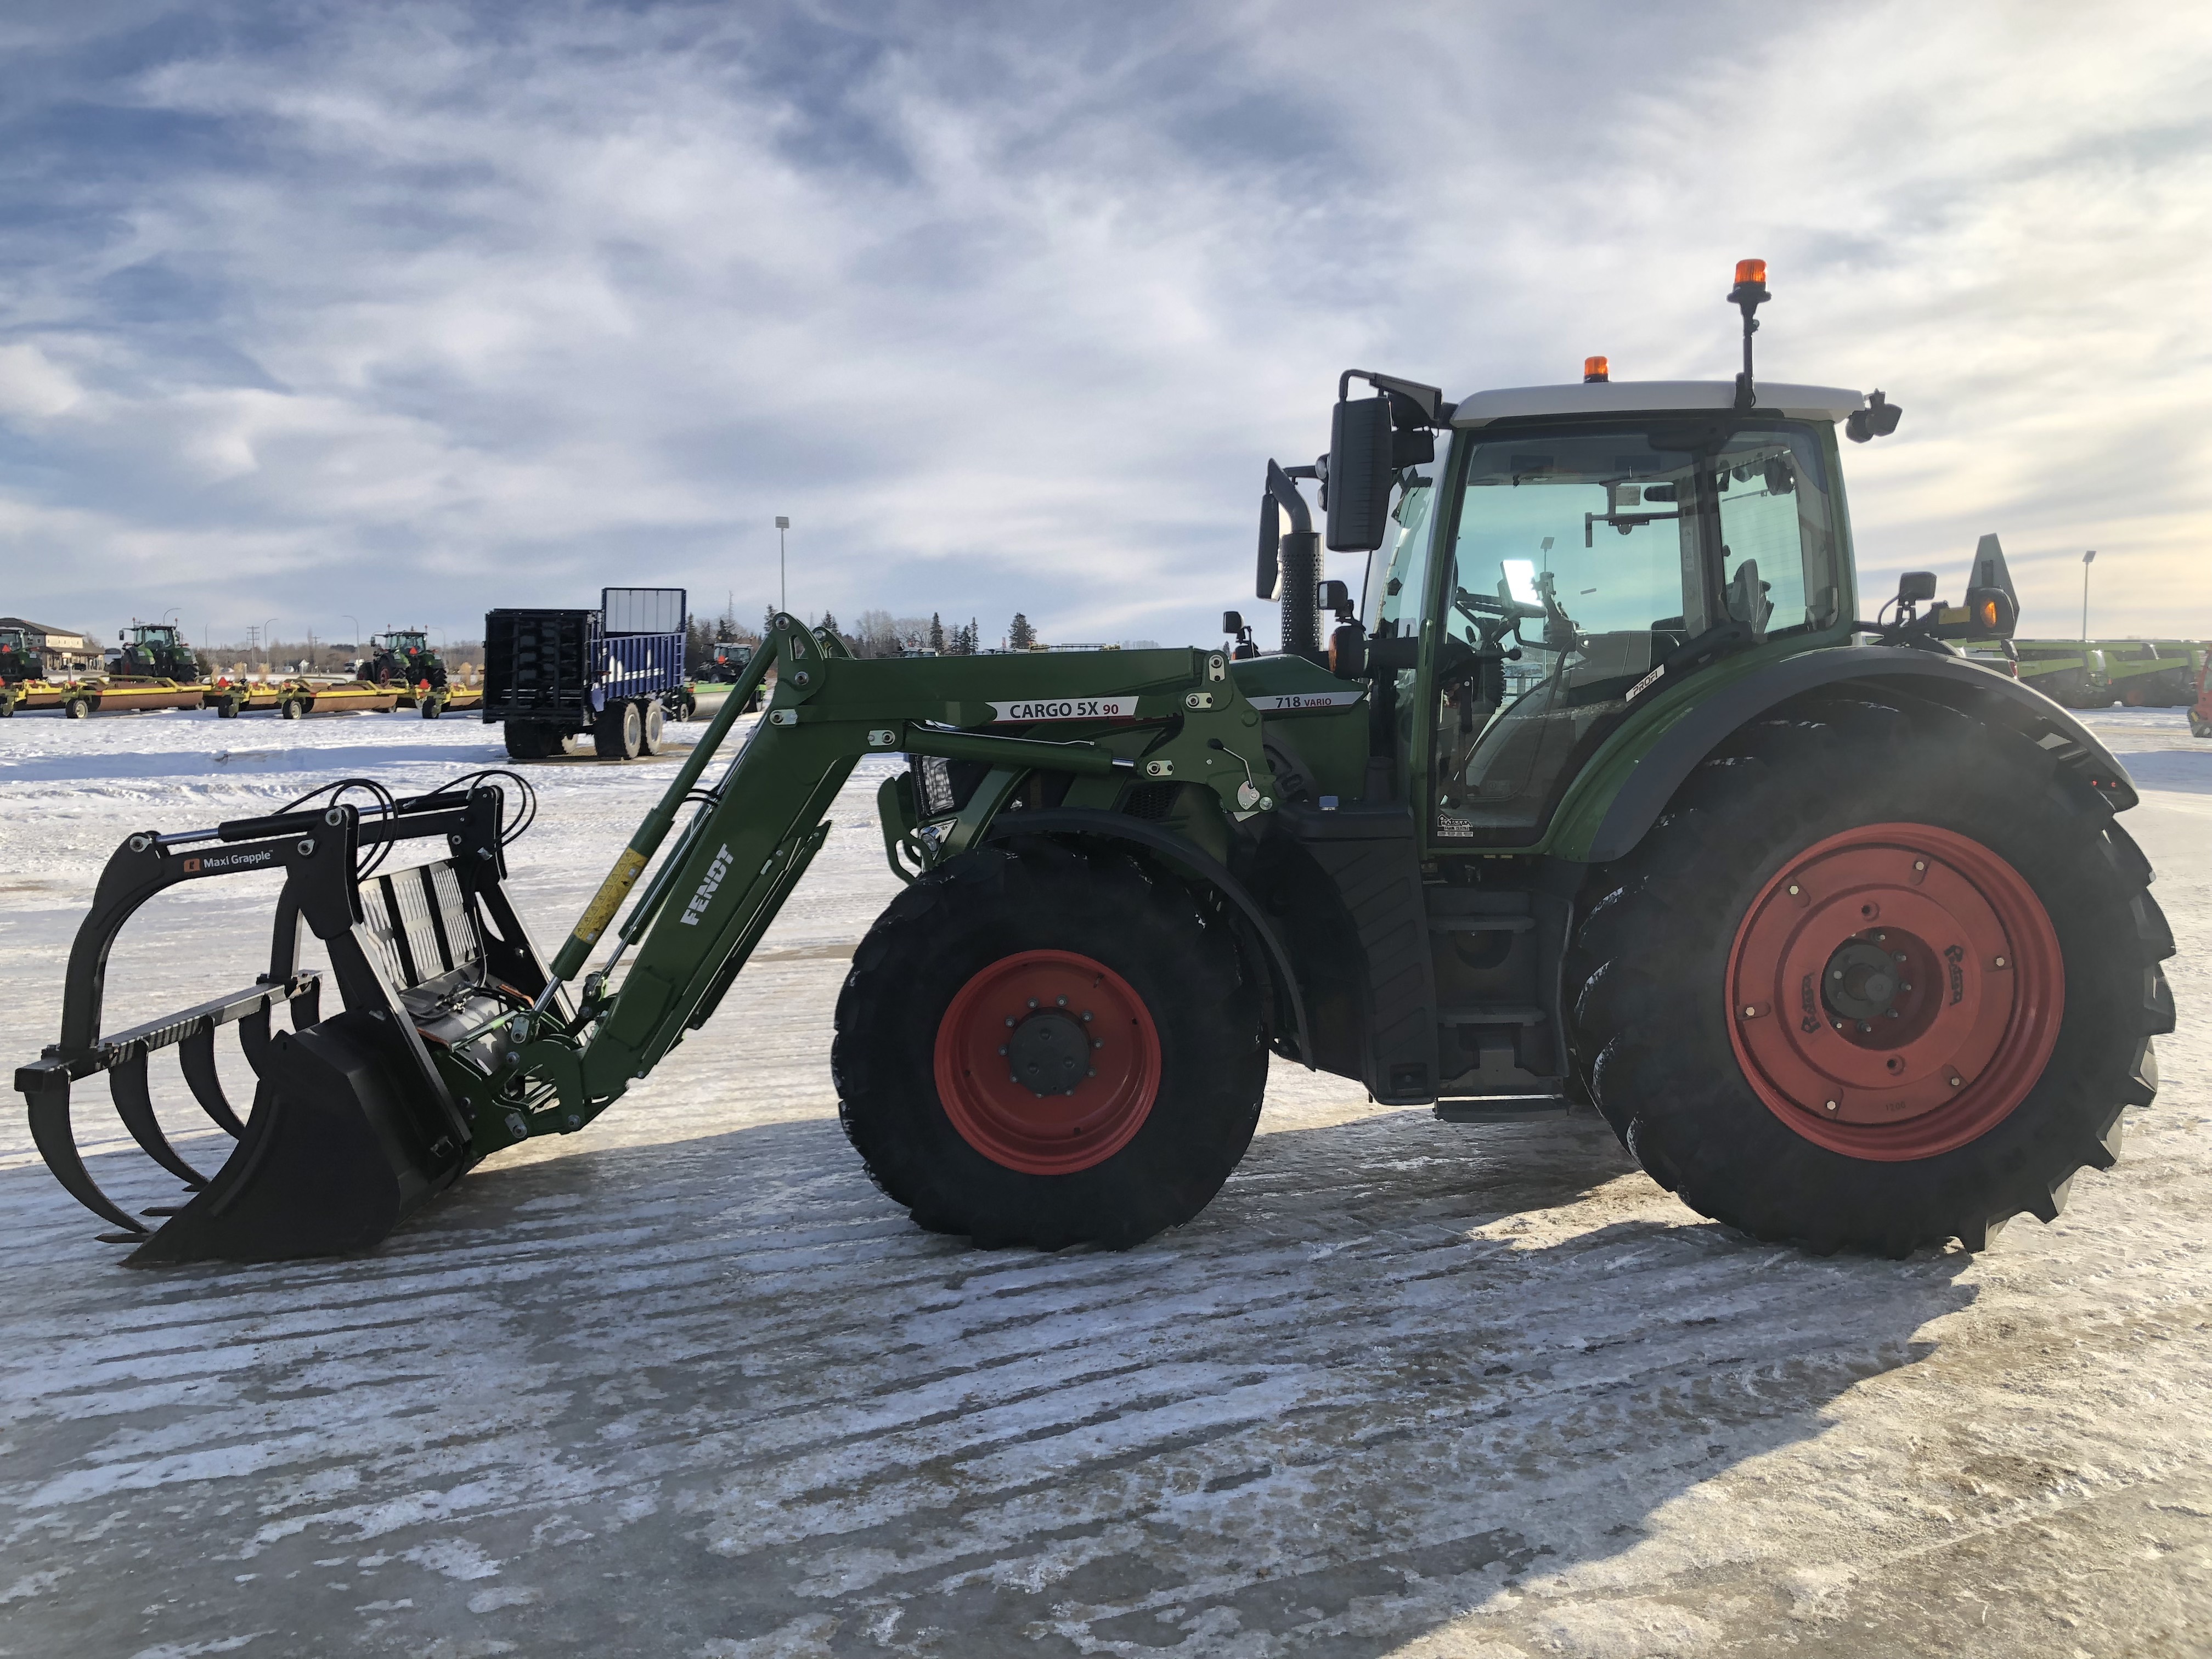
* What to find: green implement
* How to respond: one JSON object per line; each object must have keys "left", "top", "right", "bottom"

{"left": 18, "top": 259, "right": 2172, "bottom": 1266}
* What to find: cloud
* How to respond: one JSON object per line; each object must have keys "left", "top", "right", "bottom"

{"left": 0, "top": 1, "right": 2205, "bottom": 648}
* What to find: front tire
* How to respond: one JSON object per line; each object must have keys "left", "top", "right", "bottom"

{"left": 1569, "top": 690, "right": 2172, "bottom": 1256}
{"left": 834, "top": 839, "right": 1268, "bottom": 1249}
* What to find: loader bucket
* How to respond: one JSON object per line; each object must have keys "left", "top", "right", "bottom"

{"left": 14, "top": 779, "right": 551, "bottom": 1265}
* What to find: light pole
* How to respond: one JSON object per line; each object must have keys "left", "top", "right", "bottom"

{"left": 260, "top": 618, "right": 278, "bottom": 680}
{"left": 2081, "top": 550, "right": 2097, "bottom": 641}
{"left": 776, "top": 516, "right": 791, "bottom": 616}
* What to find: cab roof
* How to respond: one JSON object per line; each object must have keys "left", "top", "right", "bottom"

{"left": 1449, "top": 380, "right": 1865, "bottom": 428}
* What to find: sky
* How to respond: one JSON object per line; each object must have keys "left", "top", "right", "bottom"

{"left": 0, "top": 1, "right": 2207, "bottom": 653}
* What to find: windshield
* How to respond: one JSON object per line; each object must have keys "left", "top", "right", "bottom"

{"left": 1449, "top": 420, "right": 1842, "bottom": 663}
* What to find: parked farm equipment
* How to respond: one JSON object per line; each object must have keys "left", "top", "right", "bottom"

{"left": 16, "top": 262, "right": 2172, "bottom": 1269}
{"left": 206, "top": 678, "right": 404, "bottom": 718}
{"left": 483, "top": 588, "right": 690, "bottom": 759}
{"left": 363, "top": 629, "right": 481, "bottom": 718}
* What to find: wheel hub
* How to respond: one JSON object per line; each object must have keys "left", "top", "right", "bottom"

{"left": 1725, "top": 822, "right": 2063, "bottom": 1160}
{"left": 1005, "top": 1008, "right": 1090, "bottom": 1097}
{"left": 933, "top": 949, "right": 1162, "bottom": 1175}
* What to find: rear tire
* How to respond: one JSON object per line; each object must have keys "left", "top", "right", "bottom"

{"left": 502, "top": 721, "right": 560, "bottom": 760}
{"left": 834, "top": 839, "right": 1269, "bottom": 1249}
{"left": 2191, "top": 712, "right": 2211, "bottom": 739}
{"left": 638, "top": 697, "right": 665, "bottom": 754}
{"left": 1568, "top": 690, "right": 2172, "bottom": 1256}
{"left": 593, "top": 699, "right": 642, "bottom": 760}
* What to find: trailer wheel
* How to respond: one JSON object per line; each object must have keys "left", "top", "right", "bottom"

{"left": 503, "top": 721, "right": 561, "bottom": 760}
{"left": 65, "top": 696, "right": 91, "bottom": 720}
{"left": 1569, "top": 689, "right": 2172, "bottom": 1256}
{"left": 280, "top": 697, "right": 305, "bottom": 720}
{"left": 420, "top": 698, "right": 441, "bottom": 721}
{"left": 834, "top": 838, "right": 1268, "bottom": 1249}
{"left": 593, "top": 699, "right": 642, "bottom": 760}
{"left": 2191, "top": 713, "right": 2211, "bottom": 739}
{"left": 638, "top": 697, "right": 665, "bottom": 754}
{"left": 217, "top": 700, "right": 239, "bottom": 719}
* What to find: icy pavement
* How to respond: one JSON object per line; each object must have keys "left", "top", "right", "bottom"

{"left": 0, "top": 703, "right": 2208, "bottom": 1658}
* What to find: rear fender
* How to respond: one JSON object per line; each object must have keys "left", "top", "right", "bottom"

{"left": 980, "top": 808, "right": 1313, "bottom": 1068}
{"left": 1559, "top": 645, "right": 2138, "bottom": 865}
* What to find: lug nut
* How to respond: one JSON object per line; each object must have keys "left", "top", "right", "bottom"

{"left": 1005, "top": 1015, "right": 1017, "bottom": 1027}
{"left": 1824, "top": 1100, "right": 1839, "bottom": 1112}
{"left": 1056, "top": 995, "right": 1067, "bottom": 1006}
{"left": 1914, "top": 860, "right": 1927, "bottom": 871}
{"left": 1081, "top": 1011, "right": 1093, "bottom": 1022}
{"left": 1027, "top": 998, "right": 1038, "bottom": 1009}
{"left": 1994, "top": 956, "right": 2007, "bottom": 968}
{"left": 1092, "top": 1039, "right": 1103, "bottom": 1049}
{"left": 1742, "top": 1005, "right": 1757, "bottom": 1018}
{"left": 1787, "top": 883, "right": 1801, "bottom": 895}
{"left": 998, "top": 1045, "right": 1007, "bottom": 1056}
{"left": 1948, "top": 1074, "right": 1963, "bottom": 1088}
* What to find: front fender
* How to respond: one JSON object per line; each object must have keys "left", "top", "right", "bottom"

{"left": 1552, "top": 644, "right": 2138, "bottom": 865}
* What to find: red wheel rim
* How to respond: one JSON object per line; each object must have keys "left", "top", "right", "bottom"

{"left": 1725, "top": 822, "right": 2062, "bottom": 1160}
{"left": 933, "top": 949, "right": 1162, "bottom": 1175}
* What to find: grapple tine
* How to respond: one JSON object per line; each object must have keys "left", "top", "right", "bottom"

{"left": 178, "top": 1019, "right": 248, "bottom": 1137}
{"left": 107, "top": 1044, "right": 209, "bottom": 1190}
{"left": 24, "top": 1080, "right": 149, "bottom": 1239}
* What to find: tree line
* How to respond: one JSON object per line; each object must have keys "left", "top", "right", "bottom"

{"left": 685, "top": 607, "right": 1039, "bottom": 671}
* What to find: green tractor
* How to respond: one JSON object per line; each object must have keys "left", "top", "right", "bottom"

{"left": 0, "top": 624, "right": 45, "bottom": 715}
{"left": 15, "top": 262, "right": 2171, "bottom": 1267}
{"left": 112, "top": 622, "right": 200, "bottom": 682}
{"left": 366, "top": 628, "right": 455, "bottom": 715}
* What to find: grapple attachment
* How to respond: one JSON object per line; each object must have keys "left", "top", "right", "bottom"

{"left": 15, "top": 782, "right": 553, "bottom": 1265}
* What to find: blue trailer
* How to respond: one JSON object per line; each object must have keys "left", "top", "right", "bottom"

{"left": 484, "top": 587, "right": 689, "bottom": 760}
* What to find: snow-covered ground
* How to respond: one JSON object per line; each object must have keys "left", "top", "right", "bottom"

{"left": 0, "top": 703, "right": 2207, "bottom": 1658}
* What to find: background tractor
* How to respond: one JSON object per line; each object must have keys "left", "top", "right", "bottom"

{"left": 16, "top": 261, "right": 2171, "bottom": 1269}
{"left": 112, "top": 622, "right": 202, "bottom": 682}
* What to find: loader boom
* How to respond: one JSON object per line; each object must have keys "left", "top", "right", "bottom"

{"left": 509, "top": 617, "right": 1280, "bottom": 1133}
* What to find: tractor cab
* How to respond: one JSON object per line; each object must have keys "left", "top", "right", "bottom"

{"left": 706, "top": 638, "right": 754, "bottom": 682}
{"left": 1367, "top": 387, "right": 1860, "bottom": 843}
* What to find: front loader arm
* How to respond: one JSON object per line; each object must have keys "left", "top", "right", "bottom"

{"left": 534, "top": 619, "right": 1284, "bottom": 1118}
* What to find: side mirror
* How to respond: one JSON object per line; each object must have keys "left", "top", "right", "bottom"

{"left": 1897, "top": 571, "right": 1937, "bottom": 605}
{"left": 1316, "top": 579, "right": 1353, "bottom": 620}
{"left": 1221, "top": 610, "right": 1244, "bottom": 635}
{"left": 1325, "top": 395, "right": 1395, "bottom": 551}
{"left": 1255, "top": 494, "right": 1280, "bottom": 600}
{"left": 1846, "top": 390, "right": 1903, "bottom": 443}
